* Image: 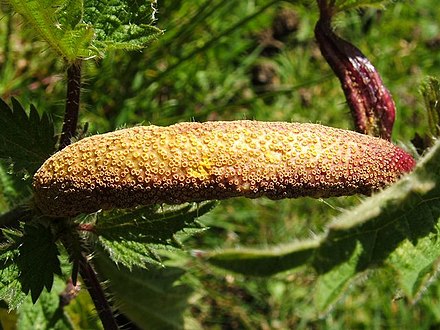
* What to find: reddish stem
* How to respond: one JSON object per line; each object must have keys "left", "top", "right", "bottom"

{"left": 60, "top": 230, "right": 118, "bottom": 330}
{"left": 78, "top": 223, "right": 96, "bottom": 233}
{"left": 78, "top": 254, "right": 119, "bottom": 330}
{"left": 314, "top": 5, "right": 395, "bottom": 140}
{"left": 59, "top": 61, "right": 82, "bottom": 150}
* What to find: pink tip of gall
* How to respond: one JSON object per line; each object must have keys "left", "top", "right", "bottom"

{"left": 395, "top": 149, "right": 416, "bottom": 173}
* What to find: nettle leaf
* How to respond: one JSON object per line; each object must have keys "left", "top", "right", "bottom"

{"left": 83, "top": 0, "right": 163, "bottom": 51}
{"left": 97, "top": 202, "right": 215, "bottom": 244}
{"left": 16, "top": 223, "right": 62, "bottom": 303}
{"left": 206, "top": 140, "right": 440, "bottom": 311}
{"left": 0, "top": 98, "right": 57, "bottom": 176}
{"left": 97, "top": 238, "right": 163, "bottom": 270}
{"left": 7, "top": 0, "right": 95, "bottom": 61}
{"left": 387, "top": 236, "right": 440, "bottom": 300}
{"left": 205, "top": 239, "right": 320, "bottom": 277}
{"left": 0, "top": 162, "right": 33, "bottom": 207}
{"left": 8, "top": 0, "right": 163, "bottom": 61}
{"left": 93, "top": 248, "right": 193, "bottom": 330}
{"left": 96, "top": 201, "right": 216, "bottom": 269}
{"left": 17, "top": 276, "right": 74, "bottom": 330}
{"left": 0, "top": 227, "right": 26, "bottom": 310}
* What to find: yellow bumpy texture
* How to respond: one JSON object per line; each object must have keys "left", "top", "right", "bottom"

{"left": 33, "top": 121, "right": 416, "bottom": 217}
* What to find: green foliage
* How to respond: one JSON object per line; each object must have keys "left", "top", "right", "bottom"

{"left": 17, "top": 276, "right": 74, "bottom": 330}
{"left": 204, "top": 239, "right": 319, "bottom": 276}
{"left": 83, "top": 0, "right": 163, "bottom": 52}
{"left": 82, "top": 0, "right": 291, "bottom": 131}
{"left": 16, "top": 223, "right": 62, "bottom": 303}
{"left": 63, "top": 289, "right": 103, "bottom": 330}
{"left": 0, "top": 229, "right": 25, "bottom": 310}
{"left": 206, "top": 139, "right": 440, "bottom": 312}
{"left": 96, "top": 201, "right": 216, "bottom": 270}
{"left": 97, "top": 238, "right": 164, "bottom": 270}
{"left": 421, "top": 76, "right": 440, "bottom": 140}
{"left": 0, "top": 162, "right": 31, "bottom": 207}
{"left": 7, "top": 0, "right": 163, "bottom": 62}
{"left": 94, "top": 249, "right": 194, "bottom": 330}
{"left": 7, "top": 0, "right": 94, "bottom": 61}
{"left": 0, "top": 98, "right": 56, "bottom": 176}
{"left": 332, "top": 0, "right": 391, "bottom": 13}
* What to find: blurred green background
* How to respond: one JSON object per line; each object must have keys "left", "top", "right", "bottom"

{"left": 1, "top": 0, "right": 440, "bottom": 328}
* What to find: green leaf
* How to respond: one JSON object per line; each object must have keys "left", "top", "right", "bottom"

{"left": 97, "top": 238, "right": 163, "bottom": 270}
{"left": 205, "top": 140, "right": 440, "bottom": 311}
{"left": 7, "top": 0, "right": 95, "bottom": 61}
{"left": 17, "top": 276, "right": 74, "bottom": 330}
{"left": 387, "top": 224, "right": 440, "bottom": 300}
{"left": 313, "top": 241, "right": 365, "bottom": 313}
{"left": 206, "top": 239, "right": 319, "bottom": 277}
{"left": 0, "top": 228, "right": 26, "bottom": 310}
{"left": 93, "top": 248, "right": 193, "bottom": 330}
{"left": 83, "top": 1, "right": 163, "bottom": 51}
{"left": 8, "top": 0, "right": 163, "bottom": 62}
{"left": 96, "top": 202, "right": 216, "bottom": 269}
{"left": 0, "top": 162, "right": 32, "bottom": 207}
{"left": 16, "top": 223, "right": 62, "bottom": 303}
{"left": 0, "top": 98, "right": 57, "bottom": 176}
{"left": 0, "top": 250, "right": 26, "bottom": 310}
{"left": 97, "top": 202, "right": 215, "bottom": 244}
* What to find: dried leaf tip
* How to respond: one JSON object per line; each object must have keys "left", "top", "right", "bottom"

{"left": 33, "top": 121, "right": 415, "bottom": 217}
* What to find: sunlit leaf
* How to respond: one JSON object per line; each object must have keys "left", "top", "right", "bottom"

{"left": 96, "top": 202, "right": 216, "bottom": 269}
{"left": 17, "top": 276, "right": 74, "bottom": 330}
{"left": 7, "top": 0, "right": 163, "bottom": 62}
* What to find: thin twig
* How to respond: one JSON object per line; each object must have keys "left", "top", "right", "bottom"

{"left": 59, "top": 61, "right": 82, "bottom": 150}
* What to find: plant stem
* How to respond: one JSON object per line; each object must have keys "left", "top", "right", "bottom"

{"left": 78, "top": 253, "right": 119, "bottom": 330}
{"left": 60, "top": 230, "right": 118, "bottom": 330}
{"left": 1, "top": 4, "right": 12, "bottom": 76}
{"left": 59, "top": 61, "right": 82, "bottom": 150}
{"left": 314, "top": 1, "right": 395, "bottom": 140}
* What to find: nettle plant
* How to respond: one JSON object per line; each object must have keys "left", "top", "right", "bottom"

{"left": 0, "top": 0, "right": 440, "bottom": 329}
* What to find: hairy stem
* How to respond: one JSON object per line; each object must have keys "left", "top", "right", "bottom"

{"left": 60, "top": 230, "right": 118, "bottom": 330}
{"left": 78, "top": 254, "right": 119, "bottom": 330}
{"left": 59, "top": 61, "right": 82, "bottom": 150}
